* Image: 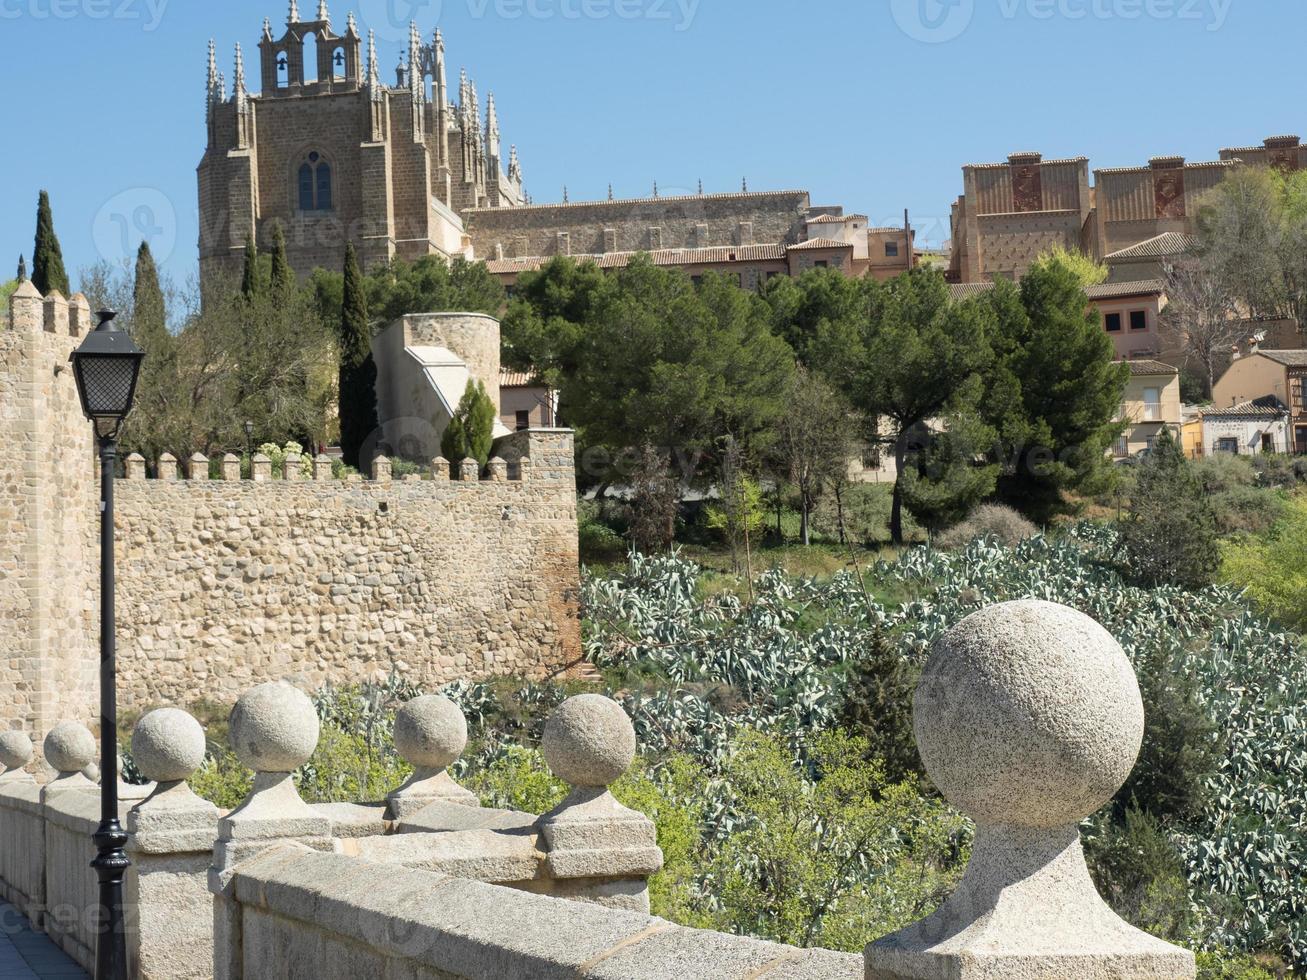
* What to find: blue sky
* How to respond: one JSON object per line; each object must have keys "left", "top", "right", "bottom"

{"left": 2, "top": 0, "right": 1303, "bottom": 288}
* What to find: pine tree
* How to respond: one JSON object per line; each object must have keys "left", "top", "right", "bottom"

{"left": 337, "top": 243, "right": 378, "bottom": 469}
{"left": 268, "top": 222, "right": 295, "bottom": 301}
{"left": 440, "top": 379, "right": 497, "bottom": 469}
{"left": 240, "top": 232, "right": 260, "bottom": 299}
{"left": 1119, "top": 427, "right": 1220, "bottom": 589}
{"left": 32, "top": 191, "right": 70, "bottom": 297}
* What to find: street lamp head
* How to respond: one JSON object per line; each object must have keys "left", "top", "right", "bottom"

{"left": 70, "top": 310, "right": 145, "bottom": 442}
{"left": 244, "top": 420, "right": 254, "bottom": 437}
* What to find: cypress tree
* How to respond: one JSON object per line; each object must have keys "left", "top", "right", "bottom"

{"left": 337, "top": 243, "right": 378, "bottom": 469}
{"left": 17, "top": 255, "right": 27, "bottom": 281}
{"left": 132, "top": 242, "right": 169, "bottom": 351}
{"left": 440, "top": 379, "right": 497, "bottom": 469}
{"left": 240, "top": 232, "right": 260, "bottom": 299}
{"left": 32, "top": 191, "right": 70, "bottom": 297}
{"left": 269, "top": 222, "right": 295, "bottom": 301}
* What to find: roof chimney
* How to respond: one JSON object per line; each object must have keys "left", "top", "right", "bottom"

{"left": 1008, "top": 151, "right": 1042, "bottom": 165}
{"left": 1149, "top": 156, "right": 1186, "bottom": 169}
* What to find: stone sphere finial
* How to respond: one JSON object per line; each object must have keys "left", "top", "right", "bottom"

{"left": 913, "top": 599, "right": 1144, "bottom": 829}
{"left": 132, "top": 708, "right": 207, "bottom": 783}
{"left": 228, "top": 682, "right": 319, "bottom": 773}
{"left": 394, "top": 695, "right": 467, "bottom": 770}
{"left": 0, "top": 731, "right": 34, "bottom": 771}
{"left": 542, "top": 695, "right": 636, "bottom": 788}
{"left": 44, "top": 721, "right": 98, "bottom": 775}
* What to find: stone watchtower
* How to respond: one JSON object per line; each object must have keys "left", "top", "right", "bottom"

{"left": 0, "top": 283, "right": 99, "bottom": 745}
{"left": 198, "top": 3, "right": 527, "bottom": 292}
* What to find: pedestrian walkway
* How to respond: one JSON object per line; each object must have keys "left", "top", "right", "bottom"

{"left": 0, "top": 902, "right": 87, "bottom": 979}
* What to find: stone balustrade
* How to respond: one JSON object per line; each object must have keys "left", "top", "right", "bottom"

{"left": 119, "top": 451, "right": 529, "bottom": 484}
{"left": 0, "top": 600, "right": 1197, "bottom": 980}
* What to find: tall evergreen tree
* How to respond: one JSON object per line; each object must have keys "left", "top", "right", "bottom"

{"left": 240, "top": 232, "right": 260, "bottom": 299}
{"left": 131, "top": 242, "right": 169, "bottom": 351}
{"left": 268, "top": 222, "right": 295, "bottom": 301}
{"left": 17, "top": 255, "right": 27, "bottom": 281}
{"left": 337, "top": 243, "right": 378, "bottom": 469}
{"left": 32, "top": 191, "right": 70, "bottom": 297}
{"left": 441, "top": 380, "right": 497, "bottom": 469}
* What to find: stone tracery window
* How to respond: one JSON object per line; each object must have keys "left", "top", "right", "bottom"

{"left": 297, "top": 151, "right": 333, "bottom": 212}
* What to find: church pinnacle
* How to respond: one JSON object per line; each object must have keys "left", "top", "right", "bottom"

{"left": 316, "top": 0, "right": 329, "bottom": 25}
{"left": 288, "top": 0, "right": 299, "bottom": 24}
{"left": 206, "top": 38, "right": 218, "bottom": 109}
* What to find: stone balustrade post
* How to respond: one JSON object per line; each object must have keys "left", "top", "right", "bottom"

{"left": 210, "top": 682, "right": 330, "bottom": 980}
{"left": 187, "top": 453, "right": 209, "bottom": 481}
{"left": 863, "top": 600, "right": 1196, "bottom": 979}
{"left": 250, "top": 453, "right": 272, "bottom": 482}
{"left": 313, "top": 453, "right": 333, "bottom": 482}
{"left": 0, "top": 732, "right": 34, "bottom": 784}
{"left": 459, "top": 457, "right": 479, "bottom": 482}
{"left": 372, "top": 455, "right": 392, "bottom": 483}
{"left": 430, "top": 456, "right": 450, "bottom": 482}
{"left": 68, "top": 293, "right": 90, "bottom": 337}
{"left": 487, "top": 456, "right": 508, "bottom": 482}
{"left": 158, "top": 452, "right": 178, "bottom": 481}
{"left": 127, "top": 708, "right": 220, "bottom": 979}
{"left": 220, "top": 454, "right": 241, "bottom": 481}
{"left": 0, "top": 733, "right": 43, "bottom": 927}
{"left": 537, "top": 695, "right": 662, "bottom": 913}
{"left": 125, "top": 453, "right": 146, "bottom": 481}
{"left": 284, "top": 452, "right": 302, "bottom": 482}
{"left": 41, "top": 722, "right": 98, "bottom": 796}
{"left": 385, "top": 696, "right": 477, "bottom": 821}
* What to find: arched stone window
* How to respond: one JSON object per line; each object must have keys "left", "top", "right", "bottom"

{"left": 276, "top": 52, "right": 289, "bottom": 88}
{"left": 332, "top": 46, "right": 347, "bottom": 79}
{"left": 297, "top": 151, "right": 333, "bottom": 212}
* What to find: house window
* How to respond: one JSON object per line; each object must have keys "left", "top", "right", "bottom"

{"left": 297, "top": 151, "right": 333, "bottom": 211}
{"left": 1105, "top": 313, "right": 1123, "bottom": 333}
{"left": 1113, "top": 435, "right": 1128, "bottom": 457}
{"left": 1297, "top": 425, "right": 1307, "bottom": 455}
{"left": 1262, "top": 433, "right": 1276, "bottom": 453}
{"left": 1143, "top": 387, "right": 1161, "bottom": 422}
{"left": 515, "top": 410, "right": 530, "bottom": 431}
{"left": 1130, "top": 310, "right": 1148, "bottom": 331}
{"left": 814, "top": 260, "right": 828, "bottom": 269}
{"left": 1292, "top": 377, "right": 1306, "bottom": 412}
{"left": 1216, "top": 437, "right": 1239, "bottom": 455}
{"left": 885, "top": 241, "right": 899, "bottom": 257}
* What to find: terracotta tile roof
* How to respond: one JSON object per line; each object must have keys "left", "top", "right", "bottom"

{"left": 486, "top": 244, "right": 788, "bottom": 275}
{"left": 500, "top": 370, "right": 544, "bottom": 388}
{"left": 1104, "top": 233, "right": 1197, "bottom": 261}
{"left": 807, "top": 213, "right": 869, "bottom": 224}
{"left": 1125, "top": 359, "right": 1179, "bottom": 377}
{"left": 788, "top": 238, "right": 854, "bottom": 251}
{"left": 963, "top": 156, "right": 1088, "bottom": 170}
{"left": 1256, "top": 349, "right": 1307, "bottom": 367}
{"left": 1085, "top": 279, "right": 1166, "bottom": 300}
{"left": 1095, "top": 160, "right": 1234, "bottom": 175}
{"left": 1203, "top": 395, "right": 1289, "bottom": 419}
{"left": 465, "top": 189, "right": 810, "bottom": 215}
{"left": 948, "top": 282, "right": 997, "bottom": 300}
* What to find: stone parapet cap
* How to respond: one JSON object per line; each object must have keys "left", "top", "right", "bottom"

{"left": 226, "top": 846, "right": 863, "bottom": 978}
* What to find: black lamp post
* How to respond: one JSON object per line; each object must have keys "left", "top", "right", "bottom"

{"left": 70, "top": 310, "right": 145, "bottom": 980}
{"left": 244, "top": 419, "right": 255, "bottom": 459}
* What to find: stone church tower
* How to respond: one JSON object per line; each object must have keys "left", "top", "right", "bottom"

{"left": 198, "top": 3, "right": 526, "bottom": 288}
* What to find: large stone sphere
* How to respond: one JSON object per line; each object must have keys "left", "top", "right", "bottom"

{"left": 394, "top": 695, "right": 467, "bottom": 770}
{"left": 228, "top": 682, "right": 319, "bottom": 773}
{"left": 542, "top": 695, "right": 636, "bottom": 788}
{"left": 132, "top": 708, "right": 207, "bottom": 783}
{"left": 914, "top": 600, "right": 1144, "bottom": 829}
{"left": 0, "top": 731, "right": 34, "bottom": 771}
{"left": 44, "top": 721, "right": 97, "bottom": 775}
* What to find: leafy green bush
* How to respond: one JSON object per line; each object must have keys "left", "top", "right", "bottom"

{"left": 1194, "top": 951, "right": 1277, "bottom": 980}
{"left": 810, "top": 482, "right": 922, "bottom": 546}
{"left": 1208, "top": 484, "right": 1287, "bottom": 537}
{"left": 1193, "top": 454, "right": 1257, "bottom": 494}
{"left": 1085, "top": 807, "right": 1197, "bottom": 944}
{"left": 1224, "top": 496, "right": 1307, "bottom": 632}
{"left": 934, "top": 503, "right": 1038, "bottom": 550}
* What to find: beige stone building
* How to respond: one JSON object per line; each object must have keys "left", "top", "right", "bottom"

{"left": 1115, "top": 360, "right": 1182, "bottom": 458}
{"left": 948, "top": 135, "right": 1306, "bottom": 285}
{"left": 1201, "top": 397, "right": 1291, "bottom": 456}
{"left": 1213, "top": 349, "right": 1307, "bottom": 454}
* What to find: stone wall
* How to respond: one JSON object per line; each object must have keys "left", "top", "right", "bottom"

{"left": 464, "top": 190, "right": 812, "bottom": 259}
{"left": 0, "top": 284, "right": 99, "bottom": 741}
{"left": 111, "top": 432, "right": 580, "bottom": 711}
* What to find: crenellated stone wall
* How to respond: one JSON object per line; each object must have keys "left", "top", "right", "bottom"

{"left": 1, "top": 284, "right": 581, "bottom": 730}
{"left": 110, "top": 433, "right": 580, "bottom": 711}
